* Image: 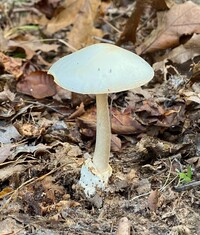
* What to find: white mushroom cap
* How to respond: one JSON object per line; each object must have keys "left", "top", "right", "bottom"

{"left": 48, "top": 43, "right": 154, "bottom": 94}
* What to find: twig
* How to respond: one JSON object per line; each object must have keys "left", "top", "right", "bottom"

{"left": 92, "top": 36, "right": 115, "bottom": 44}
{"left": 173, "top": 180, "right": 200, "bottom": 192}
{"left": 102, "top": 18, "right": 121, "bottom": 33}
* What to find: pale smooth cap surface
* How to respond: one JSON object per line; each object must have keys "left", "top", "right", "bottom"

{"left": 48, "top": 43, "right": 154, "bottom": 94}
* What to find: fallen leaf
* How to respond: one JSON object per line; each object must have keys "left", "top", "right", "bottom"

{"left": 136, "top": 1, "right": 200, "bottom": 54}
{"left": 136, "top": 135, "right": 185, "bottom": 158}
{"left": 117, "top": 0, "right": 172, "bottom": 45}
{"left": 147, "top": 189, "right": 159, "bottom": 212}
{"left": 55, "top": 200, "right": 80, "bottom": 211}
{"left": 136, "top": 178, "right": 151, "bottom": 194}
{"left": 19, "top": 176, "right": 65, "bottom": 216}
{"left": 0, "top": 52, "right": 23, "bottom": 78}
{"left": 40, "top": 0, "right": 85, "bottom": 34}
{"left": 0, "top": 164, "right": 25, "bottom": 181}
{"left": 67, "top": 0, "right": 103, "bottom": 49}
{"left": 13, "top": 143, "right": 52, "bottom": 156}
{"left": 112, "top": 109, "right": 146, "bottom": 134}
{"left": 8, "top": 37, "right": 59, "bottom": 60}
{"left": 116, "top": 217, "right": 130, "bottom": 235}
{"left": 34, "top": 0, "right": 60, "bottom": 19}
{"left": 77, "top": 107, "right": 146, "bottom": 135}
{"left": 16, "top": 71, "right": 57, "bottom": 99}
{"left": 17, "top": 123, "right": 45, "bottom": 137}
{"left": 0, "top": 125, "right": 21, "bottom": 144}
{"left": 159, "top": 33, "right": 200, "bottom": 64}
{"left": 0, "top": 218, "right": 25, "bottom": 235}
{"left": 0, "top": 85, "right": 15, "bottom": 102}
{"left": 182, "top": 91, "right": 200, "bottom": 105}
{"left": 69, "top": 102, "right": 85, "bottom": 119}
{"left": 0, "top": 144, "right": 12, "bottom": 163}
{"left": 0, "top": 187, "right": 13, "bottom": 199}
{"left": 111, "top": 134, "right": 122, "bottom": 152}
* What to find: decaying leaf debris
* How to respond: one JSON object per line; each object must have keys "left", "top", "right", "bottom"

{"left": 0, "top": 0, "right": 200, "bottom": 234}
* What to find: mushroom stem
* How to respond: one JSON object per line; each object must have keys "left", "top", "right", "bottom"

{"left": 93, "top": 93, "right": 111, "bottom": 173}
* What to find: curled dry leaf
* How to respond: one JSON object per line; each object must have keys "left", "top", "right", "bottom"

{"left": 147, "top": 189, "right": 159, "bottom": 212}
{"left": 111, "top": 134, "right": 122, "bottom": 152}
{"left": 136, "top": 1, "right": 200, "bottom": 54}
{"left": 39, "top": 0, "right": 83, "bottom": 34}
{"left": 116, "top": 217, "right": 131, "bottom": 235}
{"left": 16, "top": 123, "right": 45, "bottom": 137}
{"left": 34, "top": 0, "right": 60, "bottom": 19}
{"left": 67, "top": 0, "right": 103, "bottom": 50}
{"left": 16, "top": 71, "right": 57, "bottom": 99}
{"left": 158, "top": 33, "right": 200, "bottom": 64}
{"left": 0, "top": 85, "right": 15, "bottom": 102}
{"left": 180, "top": 90, "right": 200, "bottom": 105}
{"left": 69, "top": 102, "right": 85, "bottom": 119}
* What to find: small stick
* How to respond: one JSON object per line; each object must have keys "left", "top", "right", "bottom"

{"left": 92, "top": 36, "right": 115, "bottom": 44}
{"left": 173, "top": 180, "right": 200, "bottom": 192}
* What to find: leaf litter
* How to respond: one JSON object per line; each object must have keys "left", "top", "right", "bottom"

{"left": 0, "top": 0, "right": 200, "bottom": 234}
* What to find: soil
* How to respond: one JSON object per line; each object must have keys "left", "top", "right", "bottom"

{"left": 0, "top": 1, "right": 200, "bottom": 235}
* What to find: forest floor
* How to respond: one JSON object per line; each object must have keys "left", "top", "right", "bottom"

{"left": 0, "top": 0, "right": 200, "bottom": 234}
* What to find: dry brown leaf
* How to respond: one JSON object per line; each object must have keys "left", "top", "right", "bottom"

{"left": 55, "top": 200, "right": 80, "bottom": 211}
{"left": 19, "top": 176, "right": 66, "bottom": 216}
{"left": 69, "top": 102, "right": 85, "bottom": 119}
{"left": 16, "top": 71, "right": 57, "bottom": 99}
{"left": 8, "top": 37, "right": 58, "bottom": 60}
{"left": 0, "top": 52, "right": 23, "bottom": 78}
{"left": 111, "top": 109, "right": 146, "bottom": 134}
{"left": 136, "top": 100, "right": 165, "bottom": 117}
{"left": 17, "top": 123, "right": 44, "bottom": 137}
{"left": 147, "top": 189, "right": 159, "bottom": 212}
{"left": 136, "top": 1, "right": 200, "bottom": 54}
{"left": 0, "top": 85, "right": 15, "bottom": 102}
{"left": 117, "top": 0, "right": 172, "bottom": 46}
{"left": 67, "top": 0, "right": 103, "bottom": 49}
{"left": 34, "top": 0, "right": 60, "bottom": 19}
{"left": 78, "top": 107, "right": 146, "bottom": 135}
{"left": 159, "top": 33, "right": 200, "bottom": 64}
{"left": 38, "top": 0, "right": 102, "bottom": 49}
{"left": 111, "top": 134, "right": 121, "bottom": 152}
{"left": 40, "top": 0, "right": 85, "bottom": 34}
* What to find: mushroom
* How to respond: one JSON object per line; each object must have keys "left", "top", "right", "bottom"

{"left": 48, "top": 43, "right": 154, "bottom": 197}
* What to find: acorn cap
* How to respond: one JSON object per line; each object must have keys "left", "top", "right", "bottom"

{"left": 48, "top": 43, "right": 154, "bottom": 94}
